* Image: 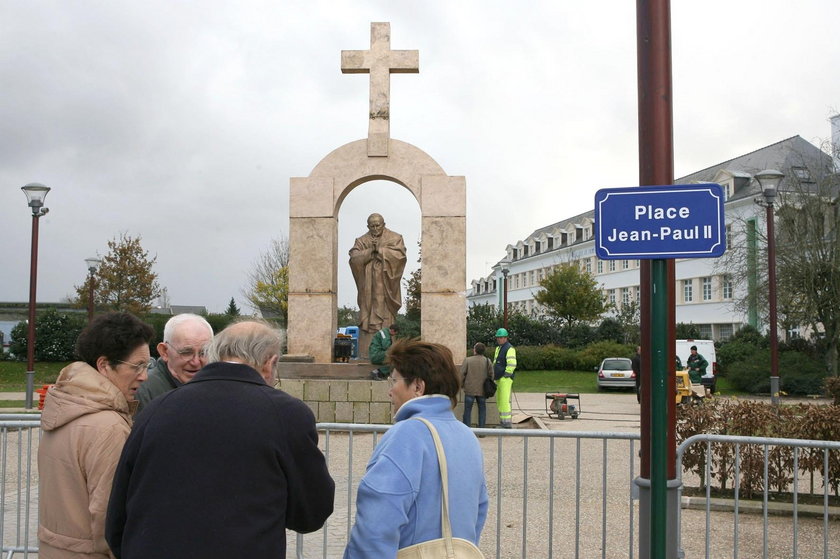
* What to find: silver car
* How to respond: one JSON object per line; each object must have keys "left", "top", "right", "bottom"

{"left": 596, "top": 357, "right": 635, "bottom": 390}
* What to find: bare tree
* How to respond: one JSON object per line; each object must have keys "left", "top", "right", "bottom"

{"left": 716, "top": 140, "right": 839, "bottom": 376}
{"left": 242, "top": 236, "right": 290, "bottom": 324}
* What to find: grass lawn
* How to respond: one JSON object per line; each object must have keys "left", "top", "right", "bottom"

{"left": 0, "top": 400, "right": 29, "bottom": 409}
{"left": 0, "top": 361, "right": 68, "bottom": 392}
{"left": 513, "top": 369, "right": 600, "bottom": 393}
{"left": 0, "top": 360, "right": 742, "bottom": 396}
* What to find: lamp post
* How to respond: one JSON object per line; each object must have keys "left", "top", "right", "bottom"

{"left": 85, "top": 257, "right": 101, "bottom": 322}
{"left": 755, "top": 169, "right": 784, "bottom": 406}
{"left": 21, "top": 183, "right": 51, "bottom": 410}
{"left": 500, "top": 259, "right": 511, "bottom": 330}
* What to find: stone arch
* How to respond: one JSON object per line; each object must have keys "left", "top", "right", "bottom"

{"left": 287, "top": 138, "right": 466, "bottom": 364}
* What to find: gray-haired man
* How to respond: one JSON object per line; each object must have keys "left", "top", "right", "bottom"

{"left": 136, "top": 313, "right": 213, "bottom": 412}
{"left": 107, "top": 319, "right": 334, "bottom": 558}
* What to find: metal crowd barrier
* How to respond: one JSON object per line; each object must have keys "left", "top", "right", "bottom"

{"left": 295, "top": 424, "right": 641, "bottom": 559}
{"left": 0, "top": 418, "right": 41, "bottom": 558}
{"left": 2, "top": 416, "right": 837, "bottom": 559}
{"left": 676, "top": 433, "right": 840, "bottom": 559}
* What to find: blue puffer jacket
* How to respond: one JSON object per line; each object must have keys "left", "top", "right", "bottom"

{"left": 343, "top": 395, "right": 489, "bottom": 558}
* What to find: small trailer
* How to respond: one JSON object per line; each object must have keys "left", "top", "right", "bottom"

{"left": 544, "top": 392, "right": 581, "bottom": 420}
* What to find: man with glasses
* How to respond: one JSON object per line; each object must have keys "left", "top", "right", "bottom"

{"left": 106, "top": 319, "right": 334, "bottom": 558}
{"left": 136, "top": 313, "right": 213, "bottom": 412}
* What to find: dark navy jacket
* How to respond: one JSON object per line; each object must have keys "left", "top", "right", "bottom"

{"left": 106, "top": 362, "right": 334, "bottom": 558}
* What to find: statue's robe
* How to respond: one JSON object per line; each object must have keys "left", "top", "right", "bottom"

{"left": 349, "top": 228, "right": 407, "bottom": 333}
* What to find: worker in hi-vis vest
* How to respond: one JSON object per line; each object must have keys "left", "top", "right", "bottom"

{"left": 492, "top": 328, "right": 517, "bottom": 428}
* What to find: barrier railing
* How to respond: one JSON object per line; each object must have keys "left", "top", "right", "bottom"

{"left": 3, "top": 416, "right": 837, "bottom": 558}
{"left": 1, "top": 419, "right": 41, "bottom": 558}
{"left": 294, "top": 424, "right": 641, "bottom": 559}
{"left": 676, "top": 433, "right": 840, "bottom": 559}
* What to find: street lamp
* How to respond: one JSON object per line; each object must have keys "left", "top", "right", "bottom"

{"left": 85, "top": 257, "right": 102, "bottom": 322}
{"left": 755, "top": 169, "right": 784, "bottom": 406}
{"left": 21, "top": 183, "right": 51, "bottom": 410}
{"left": 500, "top": 258, "right": 511, "bottom": 330}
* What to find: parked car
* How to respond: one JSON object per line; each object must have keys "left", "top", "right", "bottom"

{"left": 596, "top": 357, "right": 635, "bottom": 390}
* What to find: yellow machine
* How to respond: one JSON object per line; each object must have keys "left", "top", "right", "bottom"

{"left": 675, "top": 369, "right": 705, "bottom": 405}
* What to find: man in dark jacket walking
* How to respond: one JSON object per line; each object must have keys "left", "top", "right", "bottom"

{"left": 106, "top": 320, "right": 334, "bottom": 559}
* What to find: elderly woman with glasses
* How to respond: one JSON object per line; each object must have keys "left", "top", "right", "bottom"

{"left": 344, "top": 339, "right": 489, "bottom": 558}
{"left": 38, "top": 312, "right": 154, "bottom": 559}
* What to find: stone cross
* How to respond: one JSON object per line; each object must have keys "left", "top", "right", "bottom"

{"left": 341, "top": 22, "right": 419, "bottom": 157}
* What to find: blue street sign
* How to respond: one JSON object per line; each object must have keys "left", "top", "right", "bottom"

{"left": 594, "top": 183, "right": 726, "bottom": 259}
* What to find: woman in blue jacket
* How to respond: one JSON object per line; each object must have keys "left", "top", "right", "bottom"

{"left": 344, "top": 339, "right": 489, "bottom": 558}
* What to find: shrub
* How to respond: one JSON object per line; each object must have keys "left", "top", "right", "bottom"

{"left": 596, "top": 318, "right": 623, "bottom": 343}
{"left": 677, "top": 400, "right": 840, "bottom": 496}
{"left": 574, "top": 341, "right": 633, "bottom": 371}
{"left": 725, "top": 347, "right": 825, "bottom": 396}
{"left": 558, "top": 323, "right": 596, "bottom": 348}
{"left": 541, "top": 345, "right": 578, "bottom": 370}
{"left": 9, "top": 309, "right": 87, "bottom": 361}
{"left": 779, "top": 351, "right": 826, "bottom": 395}
{"left": 717, "top": 339, "right": 762, "bottom": 377}
{"left": 514, "top": 346, "right": 545, "bottom": 371}
{"left": 726, "top": 349, "right": 771, "bottom": 393}
{"left": 825, "top": 376, "right": 840, "bottom": 404}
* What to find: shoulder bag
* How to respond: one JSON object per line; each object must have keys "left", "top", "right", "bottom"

{"left": 397, "top": 418, "right": 485, "bottom": 559}
{"left": 482, "top": 357, "right": 497, "bottom": 398}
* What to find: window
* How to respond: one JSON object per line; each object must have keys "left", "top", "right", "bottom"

{"left": 529, "top": 271, "right": 535, "bottom": 286}
{"left": 523, "top": 246, "right": 529, "bottom": 257}
{"left": 726, "top": 224, "right": 733, "bottom": 250}
{"left": 585, "top": 259, "right": 592, "bottom": 274}
{"left": 622, "top": 288, "right": 630, "bottom": 305}
{"left": 547, "top": 237, "right": 554, "bottom": 250}
{"left": 597, "top": 260, "right": 603, "bottom": 274}
{"left": 698, "top": 324, "right": 712, "bottom": 339}
{"left": 702, "top": 277, "right": 712, "bottom": 301}
{"left": 719, "top": 324, "right": 734, "bottom": 341}
{"left": 683, "top": 279, "right": 693, "bottom": 302}
{"left": 514, "top": 275, "right": 520, "bottom": 289}
{"left": 609, "top": 260, "right": 616, "bottom": 272}
{"left": 722, "top": 275, "right": 733, "bottom": 300}
{"left": 723, "top": 182, "right": 731, "bottom": 200}
{"left": 622, "top": 260, "right": 630, "bottom": 270}
{"left": 609, "top": 289, "right": 616, "bottom": 305}
{"left": 634, "top": 286, "right": 640, "bottom": 302}
{"left": 791, "top": 166, "right": 811, "bottom": 182}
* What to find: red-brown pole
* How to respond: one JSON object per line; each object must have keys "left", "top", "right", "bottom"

{"left": 502, "top": 272, "right": 509, "bottom": 330}
{"left": 88, "top": 272, "right": 95, "bottom": 322}
{"left": 25, "top": 214, "right": 41, "bottom": 409}
{"left": 636, "top": 0, "right": 677, "bottom": 557}
{"left": 767, "top": 203, "right": 780, "bottom": 403}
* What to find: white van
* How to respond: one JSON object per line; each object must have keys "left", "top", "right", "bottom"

{"left": 676, "top": 339, "right": 717, "bottom": 392}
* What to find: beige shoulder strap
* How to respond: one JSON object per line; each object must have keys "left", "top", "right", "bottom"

{"left": 412, "top": 418, "right": 455, "bottom": 553}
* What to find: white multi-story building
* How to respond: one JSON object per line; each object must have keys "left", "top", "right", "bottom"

{"left": 467, "top": 135, "right": 836, "bottom": 341}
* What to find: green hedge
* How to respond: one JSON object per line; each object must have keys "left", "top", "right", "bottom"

{"left": 677, "top": 399, "right": 840, "bottom": 497}
{"left": 500, "top": 342, "right": 634, "bottom": 372}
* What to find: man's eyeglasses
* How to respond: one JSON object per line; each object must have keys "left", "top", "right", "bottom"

{"left": 166, "top": 342, "right": 208, "bottom": 361}
{"left": 387, "top": 375, "right": 404, "bottom": 386}
{"left": 114, "top": 358, "right": 155, "bottom": 374}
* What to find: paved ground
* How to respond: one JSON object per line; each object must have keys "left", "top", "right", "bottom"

{"left": 3, "top": 391, "right": 836, "bottom": 558}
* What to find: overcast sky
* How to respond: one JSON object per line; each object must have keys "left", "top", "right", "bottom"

{"left": 2, "top": 1, "right": 838, "bottom": 314}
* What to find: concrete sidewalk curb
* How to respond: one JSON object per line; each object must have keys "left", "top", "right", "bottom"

{"left": 681, "top": 495, "right": 840, "bottom": 519}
